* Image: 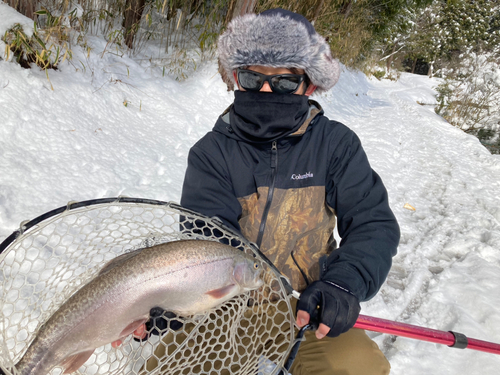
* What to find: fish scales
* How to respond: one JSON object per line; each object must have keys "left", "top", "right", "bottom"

{"left": 14, "top": 240, "right": 263, "bottom": 375}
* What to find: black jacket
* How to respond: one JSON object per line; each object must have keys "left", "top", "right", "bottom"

{"left": 181, "top": 101, "right": 399, "bottom": 300}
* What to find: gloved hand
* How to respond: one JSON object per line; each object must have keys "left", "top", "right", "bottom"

{"left": 296, "top": 280, "right": 360, "bottom": 339}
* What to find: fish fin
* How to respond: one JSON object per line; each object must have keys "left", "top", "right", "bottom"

{"left": 98, "top": 249, "right": 144, "bottom": 275}
{"left": 205, "top": 284, "right": 236, "bottom": 299}
{"left": 119, "top": 317, "right": 149, "bottom": 338}
{"left": 61, "top": 350, "right": 94, "bottom": 374}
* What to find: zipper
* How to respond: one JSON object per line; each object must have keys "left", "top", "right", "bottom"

{"left": 254, "top": 141, "right": 311, "bottom": 287}
{"left": 256, "top": 141, "right": 278, "bottom": 248}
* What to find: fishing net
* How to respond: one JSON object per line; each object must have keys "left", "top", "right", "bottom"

{"left": 0, "top": 198, "right": 296, "bottom": 375}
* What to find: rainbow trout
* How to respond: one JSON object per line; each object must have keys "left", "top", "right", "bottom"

{"left": 14, "top": 240, "right": 263, "bottom": 375}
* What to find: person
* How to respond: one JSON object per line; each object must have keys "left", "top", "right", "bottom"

{"left": 179, "top": 8, "right": 400, "bottom": 375}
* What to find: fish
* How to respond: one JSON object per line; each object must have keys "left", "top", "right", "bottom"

{"left": 13, "top": 240, "right": 264, "bottom": 375}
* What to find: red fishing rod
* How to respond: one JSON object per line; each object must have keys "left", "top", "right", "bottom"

{"left": 355, "top": 314, "right": 500, "bottom": 355}
{"left": 276, "top": 281, "right": 500, "bottom": 374}
{"left": 279, "top": 309, "right": 500, "bottom": 375}
{"left": 248, "top": 238, "right": 500, "bottom": 375}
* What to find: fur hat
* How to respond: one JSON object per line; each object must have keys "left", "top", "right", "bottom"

{"left": 217, "top": 8, "right": 340, "bottom": 93}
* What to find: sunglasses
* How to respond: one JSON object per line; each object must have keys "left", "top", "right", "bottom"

{"left": 237, "top": 69, "right": 307, "bottom": 94}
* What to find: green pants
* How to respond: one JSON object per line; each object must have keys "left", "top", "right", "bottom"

{"left": 289, "top": 328, "right": 390, "bottom": 375}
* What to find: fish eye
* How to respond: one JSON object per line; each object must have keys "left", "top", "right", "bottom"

{"left": 253, "top": 262, "right": 259, "bottom": 269}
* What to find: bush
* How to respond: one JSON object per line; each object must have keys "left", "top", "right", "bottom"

{"left": 434, "top": 52, "right": 500, "bottom": 134}
{"left": 393, "top": 0, "right": 500, "bottom": 77}
{"left": 3, "top": 21, "right": 71, "bottom": 71}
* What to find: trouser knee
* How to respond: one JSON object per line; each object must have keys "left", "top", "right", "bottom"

{"left": 289, "top": 328, "right": 390, "bottom": 375}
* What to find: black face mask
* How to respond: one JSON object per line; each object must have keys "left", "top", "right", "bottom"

{"left": 229, "top": 91, "right": 310, "bottom": 143}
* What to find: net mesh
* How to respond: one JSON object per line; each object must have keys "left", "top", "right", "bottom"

{"left": 0, "top": 199, "right": 295, "bottom": 375}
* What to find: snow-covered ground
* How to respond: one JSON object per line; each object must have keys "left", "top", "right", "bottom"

{"left": 1, "top": 11, "right": 500, "bottom": 375}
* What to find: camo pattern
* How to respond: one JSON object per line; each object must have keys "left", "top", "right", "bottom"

{"left": 238, "top": 186, "right": 336, "bottom": 292}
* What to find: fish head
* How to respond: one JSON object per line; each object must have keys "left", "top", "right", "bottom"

{"left": 232, "top": 256, "right": 264, "bottom": 291}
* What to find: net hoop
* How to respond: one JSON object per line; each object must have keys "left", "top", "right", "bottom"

{"left": 0, "top": 197, "right": 295, "bottom": 375}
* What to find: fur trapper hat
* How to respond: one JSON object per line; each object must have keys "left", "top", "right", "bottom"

{"left": 218, "top": 8, "right": 340, "bottom": 94}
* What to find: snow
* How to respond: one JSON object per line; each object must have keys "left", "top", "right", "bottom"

{"left": 0, "top": 1, "right": 33, "bottom": 37}
{"left": 2, "top": 20, "right": 500, "bottom": 375}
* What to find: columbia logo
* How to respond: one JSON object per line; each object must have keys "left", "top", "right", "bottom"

{"left": 291, "top": 172, "right": 314, "bottom": 180}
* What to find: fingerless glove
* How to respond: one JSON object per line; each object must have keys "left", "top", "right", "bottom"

{"left": 297, "top": 280, "right": 361, "bottom": 338}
